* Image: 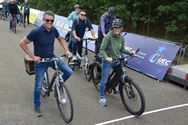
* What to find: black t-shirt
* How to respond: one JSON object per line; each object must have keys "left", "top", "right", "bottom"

{"left": 8, "top": 3, "right": 19, "bottom": 15}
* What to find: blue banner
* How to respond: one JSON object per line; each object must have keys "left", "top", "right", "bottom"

{"left": 124, "top": 33, "right": 180, "bottom": 80}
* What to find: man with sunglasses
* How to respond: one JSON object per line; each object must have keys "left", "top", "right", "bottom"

{"left": 19, "top": 11, "right": 73, "bottom": 117}
{"left": 71, "top": 10, "right": 96, "bottom": 61}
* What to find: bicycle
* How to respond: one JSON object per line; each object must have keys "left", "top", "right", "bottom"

{"left": 68, "top": 38, "right": 96, "bottom": 81}
{"left": 39, "top": 55, "right": 74, "bottom": 123}
{"left": 90, "top": 50, "right": 145, "bottom": 116}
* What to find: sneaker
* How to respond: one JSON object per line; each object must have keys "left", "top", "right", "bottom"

{"left": 34, "top": 107, "right": 42, "bottom": 117}
{"left": 99, "top": 98, "right": 107, "bottom": 107}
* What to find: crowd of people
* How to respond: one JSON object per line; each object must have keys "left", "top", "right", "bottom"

{"left": 7, "top": 1, "right": 134, "bottom": 117}
{"left": 0, "top": 0, "right": 30, "bottom": 30}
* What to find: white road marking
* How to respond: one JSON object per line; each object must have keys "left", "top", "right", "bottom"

{"left": 95, "top": 103, "right": 188, "bottom": 125}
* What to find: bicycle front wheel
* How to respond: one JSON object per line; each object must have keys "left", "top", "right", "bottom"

{"left": 84, "top": 63, "right": 92, "bottom": 81}
{"left": 91, "top": 62, "right": 101, "bottom": 91}
{"left": 119, "top": 78, "right": 145, "bottom": 116}
{"left": 55, "top": 83, "right": 74, "bottom": 123}
{"left": 13, "top": 17, "right": 16, "bottom": 33}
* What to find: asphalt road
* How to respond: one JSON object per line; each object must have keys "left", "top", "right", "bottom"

{"left": 0, "top": 19, "right": 188, "bottom": 125}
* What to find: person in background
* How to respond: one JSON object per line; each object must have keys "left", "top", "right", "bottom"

{"left": 95, "top": 7, "right": 116, "bottom": 56}
{"left": 7, "top": 0, "right": 20, "bottom": 30}
{"left": 21, "top": 0, "right": 30, "bottom": 25}
{"left": 68, "top": 4, "right": 81, "bottom": 22}
{"left": 0, "top": 0, "right": 9, "bottom": 20}
{"left": 71, "top": 9, "right": 96, "bottom": 61}
{"left": 67, "top": 4, "right": 81, "bottom": 52}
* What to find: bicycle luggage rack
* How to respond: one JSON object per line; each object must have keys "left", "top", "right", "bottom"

{"left": 24, "top": 55, "right": 35, "bottom": 75}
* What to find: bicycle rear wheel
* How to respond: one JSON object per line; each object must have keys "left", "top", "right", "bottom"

{"left": 91, "top": 62, "right": 101, "bottom": 90}
{"left": 119, "top": 77, "right": 145, "bottom": 116}
{"left": 55, "top": 83, "right": 74, "bottom": 123}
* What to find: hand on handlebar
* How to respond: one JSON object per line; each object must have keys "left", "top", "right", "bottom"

{"left": 32, "top": 56, "right": 41, "bottom": 62}
{"left": 106, "top": 57, "right": 113, "bottom": 62}
{"left": 66, "top": 51, "right": 72, "bottom": 58}
{"left": 130, "top": 51, "right": 136, "bottom": 56}
{"left": 76, "top": 36, "right": 81, "bottom": 42}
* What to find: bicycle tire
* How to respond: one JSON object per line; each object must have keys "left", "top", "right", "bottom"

{"left": 55, "top": 83, "right": 74, "bottom": 123}
{"left": 13, "top": 17, "right": 16, "bottom": 33}
{"left": 91, "top": 62, "right": 101, "bottom": 90}
{"left": 119, "top": 77, "right": 145, "bottom": 116}
{"left": 84, "top": 63, "right": 92, "bottom": 81}
{"left": 41, "top": 72, "right": 50, "bottom": 97}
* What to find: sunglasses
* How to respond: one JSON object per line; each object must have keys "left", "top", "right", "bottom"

{"left": 80, "top": 14, "right": 86, "bottom": 16}
{"left": 45, "top": 19, "right": 54, "bottom": 23}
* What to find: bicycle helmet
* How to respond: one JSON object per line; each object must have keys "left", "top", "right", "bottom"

{"left": 108, "top": 7, "right": 115, "bottom": 15}
{"left": 74, "top": 4, "right": 80, "bottom": 9}
{"left": 112, "top": 19, "right": 123, "bottom": 28}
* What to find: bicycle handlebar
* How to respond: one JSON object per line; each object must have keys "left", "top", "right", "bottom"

{"left": 37, "top": 54, "right": 69, "bottom": 63}
{"left": 81, "top": 38, "right": 97, "bottom": 41}
{"left": 113, "top": 49, "right": 140, "bottom": 63}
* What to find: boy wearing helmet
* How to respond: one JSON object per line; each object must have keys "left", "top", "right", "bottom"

{"left": 95, "top": 7, "right": 116, "bottom": 56}
{"left": 98, "top": 19, "right": 135, "bottom": 107}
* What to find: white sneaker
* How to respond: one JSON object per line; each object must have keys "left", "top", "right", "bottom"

{"left": 99, "top": 98, "right": 107, "bottom": 107}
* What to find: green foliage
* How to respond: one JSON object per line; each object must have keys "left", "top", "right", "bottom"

{"left": 28, "top": 0, "right": 188, "bottom": 43}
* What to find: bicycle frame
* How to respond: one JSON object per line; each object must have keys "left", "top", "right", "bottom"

{"left": 39, "top": 56, "right": 74, "bottom": 122}
{"left": 68, "top": 38, "right": 96, "bottom": 80}
{"left": 39, "top": 57, "right": 64, "bottom": 96}
{"left": 106, "top": 50, "right": 139, "bottom": 93}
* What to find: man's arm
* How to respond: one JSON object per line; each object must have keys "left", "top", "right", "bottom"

{"left": 19, "top": 37, "right": 40, "bottom": 62}
{"left": 67, "top": 12, "right": 73, "bottom": 21}
{"left": 100, "top": 15, "right": 106, "bottom": 36}
{"left": 57, "top": 37, "right": 72, "bottom": 56}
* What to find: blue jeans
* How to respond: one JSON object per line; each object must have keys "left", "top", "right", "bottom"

{"left": 9, "top": 14, "right": 20, "bottom": 30}
{"left": 34, "top": 58, "right": 73, "bottom": 107}
{"left": 71, "top": 36, "right": 83, "bottom": 56}
{"left": 99, "top": 60, "right": 117, "bottom": 98}
{"left": 68, "top": 32, "right": 73, "bottom": 52}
